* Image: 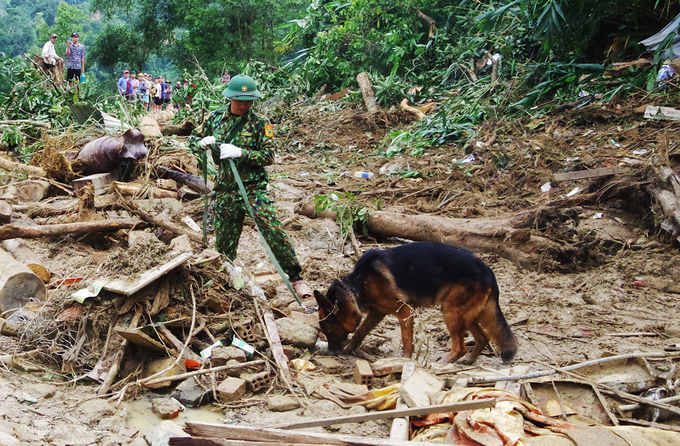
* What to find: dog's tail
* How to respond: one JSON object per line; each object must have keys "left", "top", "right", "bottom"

{"left": 488, "top": 281, "right": 518, "bottom": 363}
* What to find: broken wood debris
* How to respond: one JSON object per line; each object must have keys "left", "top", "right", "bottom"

{"left": 102, "top": 252, "right": 193, "bottom": 296}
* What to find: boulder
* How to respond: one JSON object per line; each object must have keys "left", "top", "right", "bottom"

{"left": 275, "top": 317, "right": 319, "bottom": 348}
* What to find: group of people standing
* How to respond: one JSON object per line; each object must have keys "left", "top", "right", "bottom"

{"left": 118, "top": 70, "right": 174, "bottom": 112}
{"left": 41, "top": 32, "right": 85, "bottom": 84}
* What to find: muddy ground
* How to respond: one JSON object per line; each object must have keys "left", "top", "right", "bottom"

{"left": 1, "top": 99, "right": 680, "bottom": 445}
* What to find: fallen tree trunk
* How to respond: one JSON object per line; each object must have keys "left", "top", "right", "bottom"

{"left": 296, "top": 203, "right": 558, "bottom": 269}
{"left": 0, "top": 156, "right": 46, "bottom": 178}
{"left": 0, "top": 219, "right": 141, "bottom": 241}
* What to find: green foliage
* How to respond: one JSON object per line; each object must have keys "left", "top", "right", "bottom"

{"left": 314, "top": 192, "right": 370, "bottom": 236}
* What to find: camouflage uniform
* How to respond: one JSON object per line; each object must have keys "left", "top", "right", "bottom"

{"left": 188, "top": 108, "right": 303, "bottom": 282}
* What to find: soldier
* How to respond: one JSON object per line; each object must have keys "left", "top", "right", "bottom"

{"left": 188, "top": 75, "right": 312, "bottom": 299}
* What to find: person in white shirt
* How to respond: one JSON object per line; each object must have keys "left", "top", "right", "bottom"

{"left": 41, "top": 34, "right": 63, "bottom": 74}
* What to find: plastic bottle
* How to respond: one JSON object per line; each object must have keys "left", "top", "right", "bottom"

{"left": 353, "top": 171, "right": 374, "bottom": 178}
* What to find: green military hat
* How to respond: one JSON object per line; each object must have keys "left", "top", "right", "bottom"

{"left": 223, "top": 75, "right": 262, "bottom": 100}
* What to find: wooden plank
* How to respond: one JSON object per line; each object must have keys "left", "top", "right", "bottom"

{"left": 270, "top": 400, "right": 495, "bottom": 430}
{"left": 645, "top": 105, "right": 680, "bottom": 121}
{"left": 262, "top": 308, "right": 291, "bottom": 381}
{"left": 72, "top": 171, "right": 120, "bottom": 196}
{"left": 103, "top": 252, "right": 192, "bottom": 295}
{"left": 114, "top": 327, "right": 176, "bottom": 356}
{"left": 552, "top": 166, "right": 631, "bottom": 182}
{"left": 170, "top": 439, "right": 339, "bottom": 446}
{"left": 389, "top": 361, "right": 416, "bottom": 442}
{"left": 184, "top": 421, "right": 483, "bottom": 446}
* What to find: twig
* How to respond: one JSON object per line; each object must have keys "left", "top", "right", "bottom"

{"left": 143, "top": 361, "right": 266, "bottom": 387}
{"left": 97, "top": 308, "right": 142, "bottom": 396}
{"left": 347, "top": 226, "right": 362, "bottom": 259}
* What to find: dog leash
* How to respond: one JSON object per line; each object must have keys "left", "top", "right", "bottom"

{"left": 227, "top": 159, "right": 316, "bottom": 313}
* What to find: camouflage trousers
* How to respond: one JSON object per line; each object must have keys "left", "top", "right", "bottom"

{"left": 213, "top": 183, "right": 303, "bottom": 282}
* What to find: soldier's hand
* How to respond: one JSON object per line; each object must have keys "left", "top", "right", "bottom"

{"left": 199, "top": 136, "right": 216, "bottom": 147}
{"left": 220, "top": 144, "right": 243, "bottom": 159}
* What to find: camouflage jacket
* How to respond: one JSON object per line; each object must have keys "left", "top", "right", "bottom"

{"left": 188, "top": 108, "right": 275, "bottom": 191}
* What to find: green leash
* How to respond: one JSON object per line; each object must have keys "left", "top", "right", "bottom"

{"left": 227, "top": 159, "right": 308, "bottom": 309}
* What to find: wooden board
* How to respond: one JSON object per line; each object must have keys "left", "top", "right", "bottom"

{"left": 72, "top": 171, "right": 120, "bottom": 196}
{"left": 114, "top": 327, "right": 176, "bottom": 355}
{"left": 103, "top": 252, "right": 193, "bottom": 295}
{"left": 552, "top": 166, "right": 631, "bottom": 182}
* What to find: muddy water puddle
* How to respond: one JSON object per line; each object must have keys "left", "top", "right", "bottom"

{"left": 123, "top": 399, "right": 224, "bottom": 436}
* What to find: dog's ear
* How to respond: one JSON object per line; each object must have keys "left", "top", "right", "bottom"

{"left": 314, "top": 289, "right": 335, "bottom": 317}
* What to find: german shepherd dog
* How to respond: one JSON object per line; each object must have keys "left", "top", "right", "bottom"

{"left": 313, "top": 242, "right": 517, "bottom": 364}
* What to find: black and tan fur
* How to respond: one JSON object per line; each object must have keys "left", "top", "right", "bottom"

{"left": 314, "top": 242, "right": 517, "bottom": 364}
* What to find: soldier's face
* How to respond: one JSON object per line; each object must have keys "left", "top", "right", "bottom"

{"left": 230, "top": 99, "right": 253, "bottom": 116}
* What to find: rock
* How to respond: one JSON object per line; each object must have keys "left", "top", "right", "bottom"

{"left": 303, "top": 400, "right": 344, "bottom": 419}
{"left": 146, "top": 420, "right": 189, "bottom": 446}
{"left": 144, "top": 357, "right": 186, "bottom": 389}
{"left": 172, "top": 377, "right": 213, "bottom": 408}
{"left": 0, "top": 432, "right": 19, "bottom": 446}
{"left": 380, "top": 161, "right": 404, "bottom": 175}
{"left": 128, "top": 230, "right": 161, "bottom": 248}
{"left": 77, "top": 398, "right": 118, "bottom": 425}
{"left": 98, "top": 416, "right": 127, "bottom": 431}
{"left": 282, "top": 345, "right": 302, "bottom": 360}
{"left": 169, "top": 235, "right": 193, "bottom": 253}
{"left": 152, "top": 397, "right": 184, "bottom": 419}
{"left": 267, "top": 395, "right": 301, "bottom": 412}
{"left": 275, "top": 317, "right": 319, "bottom": 348}
{"left": 313, "top": 357, "right": 347, "bottom": 374}
{"left": 100, "top": 433, "right": 126, "bottom": 446}
{"left": 20, "top": 383, "right": 57, "bottom": 400}
{"left": 289, "top": 311, "right": 320, "bottom": 330}
{"left": 210, "top": 346, "right": 246, "bottom": 367}
{"left": 216, "top": 377, "right": 246, "bottom": 403}
{"left": 47, "top": 423, "right": 97, "bottom": 446}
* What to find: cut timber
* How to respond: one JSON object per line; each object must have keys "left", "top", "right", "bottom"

{"left": 0, "top": 155, "right": 46, "bottom": 177}
{"left": 103, "top": 252, "right": 193, "bottom": 295}
{"left": 271, "top": 400, "right": 494, "bottom": 430}
{"left": 645, "top": 105, "right": 680, "bottom": 121}
{"left": 182, "top": 420, "right": 491, "bottom": 445}
{"left": 2, "top": 239, "right": 50, "bottom": 282}
{"left": 0, "top": 219, "right": 140, "bottom": 241}
{"left": 2, "top": 180, "right": 50, "bottom": 203}
{"left": 552, "top": 166, "right": 631, "bottom": 182}
{"left": 0, "top": 200, "right": 11, "bottom": 224}
{"left": 0, "top": 249, "right": 47, "bottom": 313}
{"left": 356, "top": 71, "right": 380, "bottom": 114}
{"left": 157, "top": 324, "right": 203, "bottom": 363}
{"left": 111, "top": 181, "right": 179, "bottom": 199}
{"left": 115, "top": 327, "right": 176, "bottom": 356}
{"left": 72, "top": 171, "right": 120, "bottom": 196}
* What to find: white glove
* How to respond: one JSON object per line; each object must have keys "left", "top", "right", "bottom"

{"left": 199, "top": 136, "right": 216, "bottom": 147}
{"left": 220, "top": 144, "right": 243, "bottom": 159}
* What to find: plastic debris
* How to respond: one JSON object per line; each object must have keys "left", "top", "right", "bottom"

{"left": 71, "top": 279, "right": 108, "bottom": 304}
{"left": 353, "top": 171, "right": 374, "bottom": 178}
{"left": 231, "top": 337, "right": 255, "bottom": 358}
{"left": 566, "top": 187, "right": 581, "bottom": 197}
{"left": 199, "top": 340, "right": 223, "bottom": 359}
{"left": 541, "top": 182, "right": 552, "bottom": 193}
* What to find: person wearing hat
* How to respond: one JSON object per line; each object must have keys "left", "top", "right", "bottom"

{"left": 64, "top": 32, "right": 85, "bottom": 83}
{"left": 117, "top": 70, "right": 133, "bottom": 99}
{"left": 41, "top": 34, "right": 63, "bottom": 74}
{"left": 188, "top": 74, "right": 313, "bottom": 299}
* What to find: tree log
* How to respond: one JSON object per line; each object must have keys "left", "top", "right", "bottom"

{"left": 356, "top": 72, "right": 380, "bottom": 114}
{"left": 2, "top": 239, "right": 50, "bottom": 282}
{"left": 296, "top": 203, "right": 557, "bottom": 269}
{"left": 0, "top": 250, "right": 46, "bottom": 313}
{"left": 400, "top": 99, "right": 426, "bottom": 119}
{"left": 0, "top": 156, "right": 46, "bottom": 177}
{"left": 0, "top": 219, "right": 141, "bottom": 241}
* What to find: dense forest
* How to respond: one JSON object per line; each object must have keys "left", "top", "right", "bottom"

{"left": 1, "top": 0, "right": 680, "bottom": 140}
